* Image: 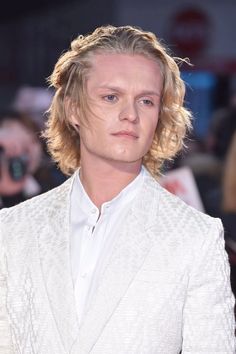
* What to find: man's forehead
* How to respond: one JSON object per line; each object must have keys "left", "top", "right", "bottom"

{"left": 88, "top": 52, "right": 161, "bottom": 73}
{"left": 84, "top": 53, "right": 163, "bottom": 96}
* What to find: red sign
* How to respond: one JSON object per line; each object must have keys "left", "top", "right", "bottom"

{"left": 169, "top": 8, "right": 210, "bottom": 57}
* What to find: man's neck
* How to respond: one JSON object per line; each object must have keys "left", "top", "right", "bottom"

{"left": 79, "top": 159, "right": 142, "bottom": 209}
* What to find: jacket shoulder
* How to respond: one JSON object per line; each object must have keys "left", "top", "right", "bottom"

{"left": 0, "top": 175, "right": 72, "bottom": 222}
{"left": 156, "top": 180, "right": 223, "bottom": 237}
{"left": 143, "top": 171, "right": 222, "bottom": 237}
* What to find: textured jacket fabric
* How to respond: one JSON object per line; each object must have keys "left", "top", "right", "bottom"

{"left": 0, "top": 170, "right": 235, "bottom": 354}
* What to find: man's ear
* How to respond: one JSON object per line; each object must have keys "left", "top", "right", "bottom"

{"left": 64, "top": 97, "right": 80, "bottom": 131}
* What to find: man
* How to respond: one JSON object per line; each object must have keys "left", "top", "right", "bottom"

{"left": 0, "top": 25, "right": 235, "bottom": 353}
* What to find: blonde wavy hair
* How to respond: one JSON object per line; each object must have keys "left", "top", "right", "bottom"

{"left": 44, "top": 25, "right": 192, "bottom": 176}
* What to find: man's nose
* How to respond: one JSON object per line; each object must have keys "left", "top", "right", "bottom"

{"left": 119, "top": 100, "right": 139, "bottom": 123}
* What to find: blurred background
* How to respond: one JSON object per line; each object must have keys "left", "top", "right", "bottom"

{"left": 1, "top": 0, "right": 236, "bottom": 300}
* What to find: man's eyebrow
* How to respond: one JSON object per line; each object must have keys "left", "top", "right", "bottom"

{"left": 96, "top": 85, "right": 124, "bottom": 92}
{"left": 96, "top": 85, "right": 161, "bottom": 97}
{"left": 138, "top": 90, "right": 161, "bottom": 97}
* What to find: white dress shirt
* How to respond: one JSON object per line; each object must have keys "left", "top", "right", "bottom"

{"left": 70, "top": 167, "right": 145, "bottom": 325}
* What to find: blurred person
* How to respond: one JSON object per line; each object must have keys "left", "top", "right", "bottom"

{"left": 221, "top": 131, "right": 236, "bottom": 313}
{"left": 206, "top": 89, "right": 236, "bottom": 161}
{"left": 13, "top": 86, "right": 68, "bottom": 187}
{"left": 203, "top": 89, "right": 236, "bottom": 229}
{"left": 0, "top": 25, "right": 235, "bottom": 354}
{"left": 0, "top": 111, "right": 42, "bottom": 207}
{"left": 222, "top": 131, "right": 236, "bottom": 215}
{"left": 221, "top": 131, "right": 236, "bottom": 251}
{"left": 13, "top": 85, "right": 54, "bottom": 131}
{"left": 0, "top": 110, "right": 66, "bottom": 208}
{"left": 177, "top": 88, "right": 236, "bottom": 217}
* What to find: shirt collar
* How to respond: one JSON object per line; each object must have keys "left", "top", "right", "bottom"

{"left": 71, "top": 166, "right": 146, "bottom": 220}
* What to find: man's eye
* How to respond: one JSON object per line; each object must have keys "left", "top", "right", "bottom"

{"left": 104, "top": 95, "right": 117, "bottom": 102}
{"left": 141, "top": 99, "right": 153, "bottom": 106}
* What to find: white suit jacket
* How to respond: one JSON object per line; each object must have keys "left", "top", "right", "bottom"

{"left": 0, "top": 170, "right": 235, "bottom": 353}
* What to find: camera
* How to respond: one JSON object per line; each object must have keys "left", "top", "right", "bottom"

{"left": 0, "top": 146, "right": 28, "bottom": 181}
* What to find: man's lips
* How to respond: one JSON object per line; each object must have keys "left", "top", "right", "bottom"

{"left": 112, "top": 130, "right": 138, "bottom": 139}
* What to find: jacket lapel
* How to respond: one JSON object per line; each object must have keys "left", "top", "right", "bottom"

{"left": 37, "top": 175, "right": 79, "bottom": 353}
{"left": 74, "top": 172, "right": 160, "bottom": 353}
